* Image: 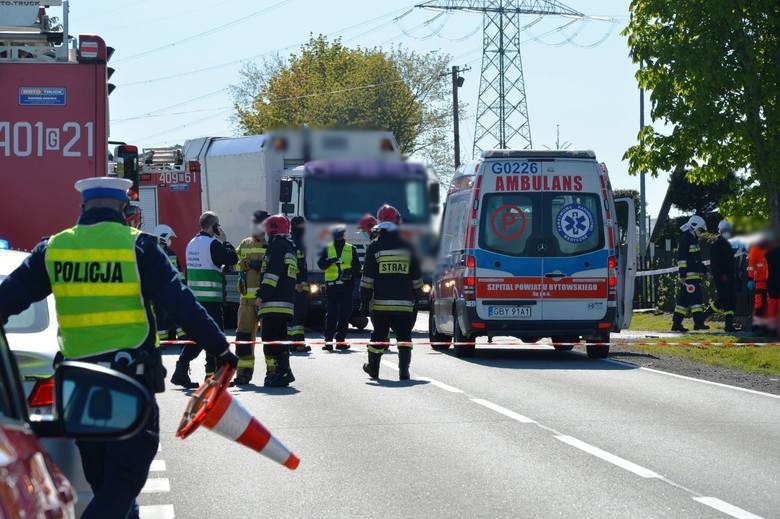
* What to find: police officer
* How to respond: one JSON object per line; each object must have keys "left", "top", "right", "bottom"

{"left": 672, "top": 215, "right": 709, "bottom": 332}
{"left": 153, "top": 224, "right": 185, "bottom": 342}
{"left": 257, "top": 215, "right": 298, "bottom": 387}
{"left": 360, "top": 205, "right": 424, "bottom": 380}
{"left": 317, "top": 226, "right": 361, "bottom": 351}
{"left": 233, "top": 210, "right": 268, "bottom": 385}
{"left": 0, "top": 177, "right": 238, "bottom": 519}
{"left": 289, "top": 216, "right": 311, "bottom": 353}
{"left": 710, "top": 220, "right": 738, "bottom": 331}
{"left": 171, "top": 211, "right": 239, "bottom": 388}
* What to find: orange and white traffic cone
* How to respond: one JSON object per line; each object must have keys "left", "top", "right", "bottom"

{"left": 177, "top": 366, "right": 299, "bottom": 470}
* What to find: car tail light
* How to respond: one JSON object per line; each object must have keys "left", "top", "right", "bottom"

{"left": 464, "top": 176, "right": 482, "bottom": 249}
{"left": 465, "top": 255, "right": 476, "bottom": 269}
{"left": 607, "top": 255, "right": 618, "bottom": 300}
{"left": 598, "top": 321, "right": 612, "bottom": 329}
{"left": 472, "top": 322, "right": 486, "bottom": 329}
{"left": 28, "top": 377, "right": 55, "bottom": 408}
{"left": 188, "top": 160, "right": 201, "bottom": 173}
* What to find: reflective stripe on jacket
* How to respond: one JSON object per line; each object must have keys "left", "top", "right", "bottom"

{"left": 44, "top": 222, "right": 149, "bottom": 359}
{"left": 186, "top": 234, "right": 223, "bottom": 302}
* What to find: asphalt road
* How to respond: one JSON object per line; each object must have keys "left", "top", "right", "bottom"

{"left": 138, "top": 313, "right": 779, "bottom": 519}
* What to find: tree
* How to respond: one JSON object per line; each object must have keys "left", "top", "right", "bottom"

{"left": 667, "top": 168, "right": 736, "bottom": 214}
{"left": 622, "top": 0, "right": 780, "bottom": 230}
{"left": 230, "top": 36, "right": 456, "bottom": 182}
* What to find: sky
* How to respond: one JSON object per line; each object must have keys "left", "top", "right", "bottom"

{"left": 65, "top": 0, "right": 671, "bottom": 217}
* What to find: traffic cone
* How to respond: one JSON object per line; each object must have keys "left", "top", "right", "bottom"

{"left": 177, "top": 366, "right": 299, "bottom": 470}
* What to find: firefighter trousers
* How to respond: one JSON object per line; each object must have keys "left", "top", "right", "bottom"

{"left": 261, "top": 316, "right": 293, "bottom": 382}
{"left": 712, "top": 278, "right": 737, "bottom": 316}
{"left": 368, "top": 313, "right": 414, "bottom": 353}
{"left": 235, "top": 298, "right": 260, "bottom": 380}
{"left": 177, "top": 301, "right": 220, "bottom": 376}
{"left": 674, "top": 279, "right": 705, "bottom": 324}
{"left": 289, "top": 291, "right": 308, "bottom": 348}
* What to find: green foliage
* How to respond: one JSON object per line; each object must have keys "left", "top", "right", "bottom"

{"left": 622, "top": 0, "right": 780, "bottom": 227}
{"left": 667, "top": 168, "right": 736, "bottom": 214}
{"left": 230, "top": 36, "right": 455, "bottom": 181}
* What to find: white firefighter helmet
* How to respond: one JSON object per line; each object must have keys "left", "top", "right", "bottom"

{"left": 680, "top": 215, "right": 707, "bottom": 234}
{"left": 154, "top": 224, "right": 176, "bottom": 241}
{"left": 717, "top": 219, "right": 733, "bottom": 234}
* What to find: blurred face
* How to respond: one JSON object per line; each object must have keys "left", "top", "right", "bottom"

{"left": 251, "top": 220, "right": 265, "bottom": 237}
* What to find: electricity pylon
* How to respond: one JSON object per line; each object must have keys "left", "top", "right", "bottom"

{"left": 415, "top": 1, "right": 583, "bottom": 154}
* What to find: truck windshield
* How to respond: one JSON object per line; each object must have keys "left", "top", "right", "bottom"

{"left": 304, "top": 177, "right": 429, "bottom": 223}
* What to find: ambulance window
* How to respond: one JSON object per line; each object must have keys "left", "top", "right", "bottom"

{"left": 549, "top": 194, "right": 604, "bottom": 256}
{"left": 478, "top": 193, "right": 535, "bottom": 256}
{"left": 439, "top": 193, "right": 470, "bottom": 257}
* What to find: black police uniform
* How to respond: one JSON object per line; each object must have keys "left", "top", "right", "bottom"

{"left": 0, "top": 208, "right": 234, "bottom": 519}
{"left": 710, "top": 234, "right": 737, "bottom": 330}
{"left": 290, "top": 227, "right": 309, "bottom": 351}
{"left": 317, "top": 240, "right": 361, "bottom": 347}
{"left": 257, "top": 235, "right": 298, "bottom": 386}
{"left": 155, "top": 243, "right": 184, "bottom": 340}
{"left": 360, "top": 228, "right": 423, "bottom": 380}
{"left": 673, "top": 229, "right": 708, "bottom": 331}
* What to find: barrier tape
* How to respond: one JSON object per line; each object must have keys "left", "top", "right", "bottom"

{"left": 635, "top": 260, "right": 711, "bottom": 278}
{"left": 159, "top": 339, "right": 780, "bottom": 348}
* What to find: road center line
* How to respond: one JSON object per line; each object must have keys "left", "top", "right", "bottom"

{"left": 139, "top": 504, "right": 175, "bottom": 519}
{"left": 693, "top": 497, "right": 765, "bottom": 519}
{"left": 554, "top": 435, "right": 661, "bottom": 478}
{"left": 470, "top": 398, "right": 537, "bottom": 423}
{"left": 149, "top": 459, "right": 167, "bottom": 472}
{"left": 141, "top": 478, "right": 171, "bottom": 494}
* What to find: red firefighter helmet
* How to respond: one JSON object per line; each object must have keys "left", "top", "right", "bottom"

{"left": 265, "top": 214, "right": 291, "bottom": 236}
{"left": 357, "top": 214, "right": 378, "bottom": 233}
{"left": 377, "top": 205, "right": 401, "bottom": 224}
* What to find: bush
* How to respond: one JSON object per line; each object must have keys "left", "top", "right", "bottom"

{"left": 653, "top": 272, "right": 717, "bottom": 318}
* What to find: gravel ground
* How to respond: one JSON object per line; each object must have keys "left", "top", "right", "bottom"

{"left": 607, "top": 342, "right": 780, "bottom": 395}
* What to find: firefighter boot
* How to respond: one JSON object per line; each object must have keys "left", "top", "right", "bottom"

{"left": 233, "top": 332, "right": 254, "bottom": 386}
{"left": 693, "top": 313, "right": 710, "bottom": 330}
{"left": 398, "top": 347, "right": 411, "bottom": 381}
{"left": 362, "top": 352, "right": 381, "bottom": 380}
{"left": 724, "top": 315, "right": 737, "bottom": 332}
{"left": 671, "top": 314, "right": 688, "bottom": 333}
{"left": 170, "top": 360, "right": 198, "bottom": 389}
{"left": 265, "top": 353, "right": 295, "bottom": 387}
{"left": 263, "top": 355, "right": 277, "bottom": 387}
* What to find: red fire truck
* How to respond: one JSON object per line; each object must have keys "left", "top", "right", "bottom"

{"left": 0, "top": 1, "right": 124, "bottom": 250}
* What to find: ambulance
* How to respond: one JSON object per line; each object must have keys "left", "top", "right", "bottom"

{"left": 428, "top": 150, "right": 637, "bottom": 358}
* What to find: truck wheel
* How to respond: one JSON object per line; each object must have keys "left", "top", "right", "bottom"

{"left": 586, "top": 333, "right": 610, "bottom": 359}
{"left": 429, "top": 311, "right": 451, "bottom": 351}
{"left": 552, "top": 336, "right": 577, "bottom": 351}
{"left": 453, "top": 315, "right": 475, "bottom": 358}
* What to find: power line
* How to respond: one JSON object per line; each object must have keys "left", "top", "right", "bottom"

{"left": 115, "top": 0, "right": 296, "bottom": 64}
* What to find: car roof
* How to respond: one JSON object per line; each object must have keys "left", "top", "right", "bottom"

{"left": 481, "top": 149, "right": 596, "bottom": 160}
{"left": 0, "top": 249, "right": 31, "bottom": 274}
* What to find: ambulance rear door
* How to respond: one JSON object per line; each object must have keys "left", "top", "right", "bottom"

{"left": 614, "top": 197, "right": 637, "bottom": 329}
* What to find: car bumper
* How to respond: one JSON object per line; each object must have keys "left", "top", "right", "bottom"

{"left": 41, "top": 438, "right": 91, "bottom": 516}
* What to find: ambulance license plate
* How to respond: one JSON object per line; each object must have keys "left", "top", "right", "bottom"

{"left": 487, "top": 306, "right": 532, "bottom": 318}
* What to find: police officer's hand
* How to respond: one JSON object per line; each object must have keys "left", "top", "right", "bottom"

{"left": 219, "top": 348, "right": 239, "bottom": 369}
{"left": 248, "top": 259, "right": 263, "bottom": 271}
{"left": 747, "top": 280, "right": 756, "bottom": 291}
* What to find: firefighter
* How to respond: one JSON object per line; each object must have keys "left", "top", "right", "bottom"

{"left": 257, "top": 214, "right": 298, "bottom": 387}
{"left": 0, "top": 177, "right": 237, "bottom": 519}
{"left": 709, "top": 220, "right": 738, "bottom": 332}
{"left": 290, "top": 216, "right": 311, "bottom": 353}
{"left": 748, "top": 232, "right": 775, "bottom": 335}
{"left": 317, "top": 225, "right": 361, "bottom": 351}
{"left": 672, "top": 215, "right": 709, "bottom": 332}
{"left": 357, "top": 213, "right": 379, "bottom": 242}
{"left": 360, "top": 205, "right": 424, "bottom": 380}
{"left": 153, "top": 224, "right": 185, "bottom": 342}
{"left": 233, "top": 210, "right": 269, "bottom": 385}
{"left": 171, "top": 211, "right": 239, "bottom": 388}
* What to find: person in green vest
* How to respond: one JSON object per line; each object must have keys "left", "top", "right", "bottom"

{"left": 317, "top": 225, "right": 361, "bottom": 350}
{"left": 0, "top": 177, "right": 238, "bottom": 519}
{"left": 171, "top": 211, "right": 239, "bottom": 388}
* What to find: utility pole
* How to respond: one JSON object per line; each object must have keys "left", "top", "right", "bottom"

{"left": 639, "top": 60, "right": 647, "bottom": 263}
{"left": 451, "top": 65, "right": 467, "bottom": 169}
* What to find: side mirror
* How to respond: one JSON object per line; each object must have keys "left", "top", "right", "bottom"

{"left": 31, "top": 361, "right": 152, "bottom": 440}
{"left": 279, "top": 179, "right": 293, "bottom": 203}
{"left": 428, "top": 182, "right": 440, "bottom": 215}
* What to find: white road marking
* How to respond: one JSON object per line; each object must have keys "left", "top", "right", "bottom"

{"left": 471, "top": 398, "right": 537, "bottom": 423}
{"left": 139, "top": 504, "right": 175, "bottom": 519}
{"left": 555, "top": 435, "right": 661, "bottom": 478}
{"left": 149, "top": 459, "right": 167, "bottom": 472}
{"left": 157, "top": 443, "right": 162, "bottom": 452}
{"left": 381, "top": 360, "right": 398, "bottom": 370}
{"left": 417, "top": 377, "right": 464, "bottom": 393}
{"left": 693, "top": 497, "right": 765, "bottom": 519}
{"left": 605, "top": 359, "right": 780, "bottom": 400}
{"left": 141, "top": 478, "right": 171, "bottom": 494}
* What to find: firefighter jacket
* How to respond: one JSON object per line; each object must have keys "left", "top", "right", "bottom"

{"left": 709, "top": 236, "right": 736, "bottom": 282}
{"left": 0, "top": 208, "right": 231, "bottom": 391}
{"left": 256, "top": 236, "right": 297, "bottom": 318}
{"left": 162, "top": 245, "right": 183, "bottom": 281}
{"left": 747, "top": 242, "right": 771, "bottom": 285}
{"left": 676, "top": 231, "right": 706, "bottom": 282}
{"left": 235, "top": 235, "right": 267, "bottom": 300}
{"left": 360, "top": 230, "right": 423, "bottom": 314}
{"left": 292, "top": 234, "right": 309, "bottom": 292}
